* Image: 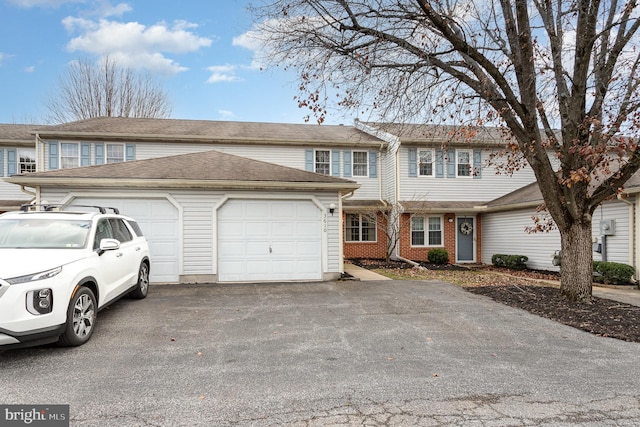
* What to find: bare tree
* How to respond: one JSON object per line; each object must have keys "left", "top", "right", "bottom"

{"left": 46, "top": 56, "right": 172, "bottom": 123}
{"left": 251, "top": 0, "right": 640, "bottom": 302}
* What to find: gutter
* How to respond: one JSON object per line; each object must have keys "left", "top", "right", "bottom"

{"left": 3, "top": 177, "right": 361, "bottom": 192}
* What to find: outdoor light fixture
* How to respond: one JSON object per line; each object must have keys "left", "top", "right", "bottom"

{"left": 329, "top": 203, "right": 336, "bottom": 215}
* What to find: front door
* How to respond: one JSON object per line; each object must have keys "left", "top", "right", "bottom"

{"left": 456, "top": 216, "right": 475, "bottom": 262}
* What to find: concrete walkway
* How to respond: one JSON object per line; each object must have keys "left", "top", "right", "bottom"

{"left": 344, "top": 262, "right": 640, "bottom": 307}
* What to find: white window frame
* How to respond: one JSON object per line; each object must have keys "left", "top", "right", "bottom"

{"left": 352, "top": 151, "right": 369, "bottom": 177}
{"left": 418, "top": 149, "right": 434, "bottom": 177}
{"left": 411, "top": 215, "right": 443, "bottom": 247}
{"left": 345, "top": 213, "right": 377, "bottom": 242}
{"left": 457, "top": 149, "right": 472, "bottom": 178}
{"left": 60, "top": 143, "right": 79, "bottom": 169}
{"left": 315, "top": 149, "right": 331, "bottom": 175}
{"left": 106, "top": 143, "right": 125, "bottom": 164}
{"left": 18, "top": 149, "right": 36, "bottom": 173}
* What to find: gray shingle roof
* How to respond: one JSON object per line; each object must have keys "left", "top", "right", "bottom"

{"left": 363, "top": 122, "right": 512, "bottom": 147}
{"left": 0, "top": 124, "right": 37, "bottom": 145}
{"left": 6, "top": 149, "right": 360, "bottom": 191}
{"left": 33, "top": 117, "right": 384, "bottom": 147}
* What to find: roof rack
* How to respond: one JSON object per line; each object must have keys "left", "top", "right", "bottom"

{"left": 19, "top": 204, "right": 120, "bottom": 214}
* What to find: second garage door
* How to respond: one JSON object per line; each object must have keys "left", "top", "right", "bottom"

{"left": 218, "top": 199, "right": 322, "bottom": 282}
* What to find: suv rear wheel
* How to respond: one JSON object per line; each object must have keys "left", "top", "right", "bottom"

{"left": 58, "top": 286, "right": 97, "bottom": 347}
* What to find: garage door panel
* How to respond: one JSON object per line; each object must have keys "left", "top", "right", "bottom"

{"left": 221, "top": 241, "right": 245, "bottom": 256}
{"left": 246, "top": 241, "right": 268, "bottom": 256}
{"left": 246, "top": 223, "right": 269, "bottom": 236}
{"left": 218, "top": 199, "right": 322, "bottom": 282}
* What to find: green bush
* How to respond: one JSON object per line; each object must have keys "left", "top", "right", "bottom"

{"left": 593, "top": 261, "right": 635, "bottom": 285}
{"left": 427, "top": 248, "right": 449, "bottom": 265}
{"left": 491, "top": 254, "right": 529, "bottom": 270}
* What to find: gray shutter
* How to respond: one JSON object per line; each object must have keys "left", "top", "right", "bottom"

{"left": 369, "top": 150, "right": 377, "bottom": 178}
{"left": 435, "top": 150, "right": 444, "bottom": 178}
{"left": 446, "top": 149, "right": 456, "bottom": 178}
{"left": 7, "top": 149, "right": 16, "bottom": 175}
{"left": 95, "top": 144, "right": 105, "bottom": 165}
{"left": 331, "top": 150, "right": 340, "bottom": 176}
{"left": 343, "top": 151, "right": 352, "bottom": 178}
{"left": 408, "top": 147, "right": 417, "bottom": 177}
{"left": 305, "top": 149, "right": 313, "bottom": 172}
{"left": 126, "top": 144, "right": 136, "bottom": 161}
{"left": 473, "top": 149, "right": 482, "bottom": 179}
{"left": 0, "top": 150, "right": 4, "bottom": 176}
{"left": 49, "top": 142, "right": 59, "bottom": 170}
{"left": 81, "top": 143, "right": 91, "bottom": 166}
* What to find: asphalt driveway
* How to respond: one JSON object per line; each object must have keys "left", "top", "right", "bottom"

{"left": 2, "top": 279, "right": 640, "bottom": 426}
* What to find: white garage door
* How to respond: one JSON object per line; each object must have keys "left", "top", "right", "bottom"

{"left": 72, "top": 198, "right": 179, "bottom": 283}
{"left": 218, "top": 199, "right": 322, "bottom": 282}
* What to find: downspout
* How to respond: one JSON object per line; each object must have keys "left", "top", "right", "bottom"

{"left": 617, "top": 193, "right": 637, "bottom": 281}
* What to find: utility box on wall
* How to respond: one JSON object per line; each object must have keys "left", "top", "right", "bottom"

{"left": 599, "top": 220, "right": 615, "bottom": 236}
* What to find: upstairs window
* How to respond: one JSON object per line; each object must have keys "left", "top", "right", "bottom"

{"left": 352, "top": 151, "right": 368, "bottom": 177}
{"left": 106, "top": 144, "right": 125, "bottom": 164}
{"left": 315, "top": 150, "right": 330, "bottom": 175}
{"left": 60, "top": 143, "right": 79, "bottom": 169}
{"left": 18, "top": 149, "right": 36, "bottom": 173}
{"left": 457, "top": 150, "right": 471, "bottom": 177}
{"left": 345, "top": 213, "right": 376, "bottom": 242}
{"left": 419, "top": 150, "right": 434, "bottom": 176}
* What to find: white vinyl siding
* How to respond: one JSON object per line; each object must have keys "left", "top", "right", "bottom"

{"left": 399, "top": 146, "right": 537, "bottom": 202}
{"left": 482, "top": 200, "right": 633, "bottom": 272}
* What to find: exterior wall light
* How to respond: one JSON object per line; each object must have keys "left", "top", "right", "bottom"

{"left": 329, "top": 203, "right": 336, "bottom": 216}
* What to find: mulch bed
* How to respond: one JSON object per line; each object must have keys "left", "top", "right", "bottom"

{"left": 349, "top": 258, "right": 640, "bottom": 343}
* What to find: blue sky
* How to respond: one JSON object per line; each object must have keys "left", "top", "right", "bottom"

{"left": 0, "top": 0, "right": 344, "bottom": 125}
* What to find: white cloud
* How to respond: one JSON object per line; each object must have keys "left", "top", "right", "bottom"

{"left": 232, "top": 28, "right": 268, "bottom": 70}
{"left": 206, "top": 65, "right": 241, "bottom": 83}
{"left": 217, "top": 110, "right": 235, "bottom": 120}
{"left": 63, "top": 17, "right": 212, "bottom": 75}
{"left": 24, "top": 65, "right": 35, "bottom": 72}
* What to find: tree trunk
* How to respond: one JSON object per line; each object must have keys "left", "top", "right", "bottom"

{"left": 559, "top": 221, "right": 593, "bottom": 302}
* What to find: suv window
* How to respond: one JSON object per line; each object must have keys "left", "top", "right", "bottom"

{"left": 109, "top": 218, "right": 132, "bottom": 243}
{"left": 0, "top": 218, "right": 91, "bottom": 249}
{"left": 126, "top": 220, "right": 144, "bottom": 237}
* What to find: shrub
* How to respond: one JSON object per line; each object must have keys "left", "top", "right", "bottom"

{"left": 491, "top": 254, "right": 529, "bottom": 270}
{"left": 593, "top": 261, "right": 635, "bottom": 285}
{"left": 428, "top": 248, "right": 449, "bottom": 265}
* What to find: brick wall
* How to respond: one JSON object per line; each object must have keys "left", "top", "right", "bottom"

{"left": 343, "top": 211, "right": 483, "bottom": 264}
{"left": 398, "top": 213, "right": 456, "bottom": 263}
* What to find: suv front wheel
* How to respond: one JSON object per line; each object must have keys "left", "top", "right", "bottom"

{"left": 129, "top": 262, "right": 149, "bottom": 299}
{"left": 58, "top": 286, "right": 97, "bottom": 347}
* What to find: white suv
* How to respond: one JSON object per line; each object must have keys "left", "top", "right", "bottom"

{"left": 0, "top": 204, "right": 150, "bottom": 349}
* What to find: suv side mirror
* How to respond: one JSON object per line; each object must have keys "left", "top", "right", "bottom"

{"left": 97, "top": 238, "right": 120, "bottom": 256}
